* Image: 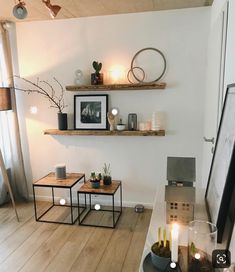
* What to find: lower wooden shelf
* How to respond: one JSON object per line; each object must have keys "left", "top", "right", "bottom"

{"left": 44, "top": 129, "right": 165, "bottom": 136}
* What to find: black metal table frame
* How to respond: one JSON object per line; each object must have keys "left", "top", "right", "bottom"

{"left": 77, "top": 182, "right": 122, "bottom": 228}
{"left": 33, "top": 175, "right": 85, "bottom": 225}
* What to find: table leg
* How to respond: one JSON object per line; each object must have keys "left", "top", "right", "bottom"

{"left": 52, "top": 187, "right": 55, "bottom": 205}
{"left": 120, "top": 182, "right": 122, "bottom": 214}
{"left": 89, "top": 194, "right": 91, "bottom": 210}
{"left": 33, "top": 185, "right": 38, "bottom": 220}
{"left": 70, "top": 188, "right": 73, "bottom": 224}
{"left": 77, "top": 192, "right": 80, "bottom": 224}
{"left": 112, "top": 194, "right": 115, "bottom": 228}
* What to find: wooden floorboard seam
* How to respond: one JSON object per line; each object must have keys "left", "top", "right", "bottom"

{"left": 93, "top": 227, "right": 115, "bottom": 272}
{"left": 0, "top": 203, "right": 152, "bottom": 272}
{"left": 119, "top": 213, "right": 141, "bottom": 272}
{"left": 0, "top": 217, "right": 40, "bottom": 265}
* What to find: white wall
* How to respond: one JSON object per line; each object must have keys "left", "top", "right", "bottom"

{"left": 14, "top": 7, "right": 210, "bottom": 207}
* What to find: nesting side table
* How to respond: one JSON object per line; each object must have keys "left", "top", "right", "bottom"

{"left": 77, "top": 180, "right": 122, "bottom": 228}
{"left": 33, "top": 172, "right": 85, "bottom": 224}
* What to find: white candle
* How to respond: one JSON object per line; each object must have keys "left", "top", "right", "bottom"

{"left": 171, "top": 223, "right": 179, "bottom": 262}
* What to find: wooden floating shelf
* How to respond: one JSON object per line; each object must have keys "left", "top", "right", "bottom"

{"left": 66, "top": 82, "right": 166, "bottom": 91}
{"left": 44, "top": 129, "right": 165, "bottom": 136}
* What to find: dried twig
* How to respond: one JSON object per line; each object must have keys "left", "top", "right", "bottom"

{"left": 14, "top": 76, "right": 67, "bottom": 113}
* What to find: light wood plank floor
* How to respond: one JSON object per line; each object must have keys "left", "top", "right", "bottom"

{"left": 0, "top": 202, "right": 151, "bottom": 272}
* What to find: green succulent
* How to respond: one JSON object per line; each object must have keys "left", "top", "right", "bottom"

{"left": 92, "top": 61, "right": 102, "bottom": 75}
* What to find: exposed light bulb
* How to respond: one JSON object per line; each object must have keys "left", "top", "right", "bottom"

{"left": 170, "top": 262, "right": 176, "bottom": 268}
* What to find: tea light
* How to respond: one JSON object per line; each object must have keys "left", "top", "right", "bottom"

{"left": 171, "top": 223, "right": 179, "bottom": 262}
{"left": 145, "top": 121, "right": 151, "bottom": 131}
{"left": 139, "top": 122, "right": 145, "bottom": 131}
{"left": 108, "top": 66, "right": 125, "bottom": 83}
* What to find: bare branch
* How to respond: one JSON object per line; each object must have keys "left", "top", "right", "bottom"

{"left": 14, "top": 75, "right": 67, "bottom": 113}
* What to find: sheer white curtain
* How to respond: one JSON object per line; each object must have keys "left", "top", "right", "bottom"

{"left": 0, "top": 22, "right": 28, "bottom": 202}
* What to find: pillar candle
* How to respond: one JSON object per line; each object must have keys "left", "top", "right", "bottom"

{"left": 171, "top": 223, "right": 179, "bottom": 262}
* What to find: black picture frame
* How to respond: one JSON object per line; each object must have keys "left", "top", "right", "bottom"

{"left": 74, "top": 94, "right": 108, "bottom": 130}
{"left": 205, "top": 83, "right": 235, "bottom": 244}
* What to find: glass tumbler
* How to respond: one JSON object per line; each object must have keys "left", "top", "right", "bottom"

{"left": 188, "top": 220, "right": 217, "bottom": 272}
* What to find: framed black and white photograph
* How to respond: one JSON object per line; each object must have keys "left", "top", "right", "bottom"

{"left": 74, "top": 94, "right": 108, "bottom": 130}
{"left": 205, "top": 83, "right": 235, "bottom": 243}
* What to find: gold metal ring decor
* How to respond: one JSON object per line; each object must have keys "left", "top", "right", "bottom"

{"left": 127, "top": 66, "right": 145, "bottom": 84}
{"left": 128, "top": 47, "right": 167, "bottom": 83}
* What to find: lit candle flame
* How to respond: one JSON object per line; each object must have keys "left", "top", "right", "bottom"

{"left": 109, "top": 66, "right": 125, "bottom": 83}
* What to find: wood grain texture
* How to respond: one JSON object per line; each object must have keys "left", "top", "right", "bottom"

{"left": 19, "top": 224, "right": 77, "bottom": 272}
{"left": 95, "top": 208, "right": 140, "bottom": 272}
{"left": 78, "top": 180, "right": 121, "bottom": 194}
{"left": 33, "top": 172, "right": 85, "bottom": 187}
{"left": 44, "top": 129, "right": 166, "bottom": 137}
{"left": 0, "top": 202, "right": 152, "bottom": 272}
{"left": 66, "top": 82, "right": 166, "bottom": 91}
{"left": 0, "top": 0, "right": 213, "bottom": 22}
{"left": 44, "top": 226, "right": 94, "bottom": 272}
{"left": 69, "top": 211, "right": 114, "bottom": 272}
{"left": 122, "top": 209, "right": 153, "bottom": 272}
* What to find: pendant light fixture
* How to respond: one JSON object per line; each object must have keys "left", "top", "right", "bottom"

{"left": 13, "top": 0, "right": 28, "bottom": 20}
{"left": 42, "top": 0, "right": 61, "bottom": 18}
{"left": 12, "top": 0, "right": 61, "bottom": 20}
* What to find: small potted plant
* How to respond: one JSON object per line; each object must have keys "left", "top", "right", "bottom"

{"left": 91, "top": 61, "right": 103, "bottom": 85}
{"left": 116, "top": 118, "right": 125, "bottom": 131}
{"left": 103, "top": 163, "right": 112, "bottom": 185}
{"left": 90, "top": 172, "right": 101, "bottom": 188}
{"left": 151, "top": 227, "right": 171, "bottom": 271}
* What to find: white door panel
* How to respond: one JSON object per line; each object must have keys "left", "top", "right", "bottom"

{"left": 202, "top": 2, "right": 228, "bottom": 188}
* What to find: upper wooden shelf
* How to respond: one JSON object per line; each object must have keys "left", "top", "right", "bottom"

{"left": 66, "top": 82, "right": 166, "bottom": 91}
{"left": 44, "top": 129, "right": 165, "bottom": 137}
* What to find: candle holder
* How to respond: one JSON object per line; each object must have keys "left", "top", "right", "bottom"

{"left": 188, "top": 220, "right": 217, "bottom": 272}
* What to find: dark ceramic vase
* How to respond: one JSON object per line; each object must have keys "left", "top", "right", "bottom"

{"left": 91, "top": 73, "right": 103, "bottom": 85}
{"left": 103, "top": 176, "right": 112, "bottom": 185}
{"left": 151, "top": 243, "right": 171, "bottom": 271}
{"left": 58, "top": 112, "right": 67, "bottom": 130}
{"left": 91, "top": 180, "right": 100, "bottom": 189}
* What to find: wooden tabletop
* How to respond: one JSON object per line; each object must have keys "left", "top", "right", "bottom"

{"left": 78, "top": 180, "right": 121, "bottom": 194}
{"left": 33, "top": 172, "right": 85, "bottom": 187}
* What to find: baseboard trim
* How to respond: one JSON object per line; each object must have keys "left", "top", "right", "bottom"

{"left": 29, "top": 194, "right": 153, "bottom": 209}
